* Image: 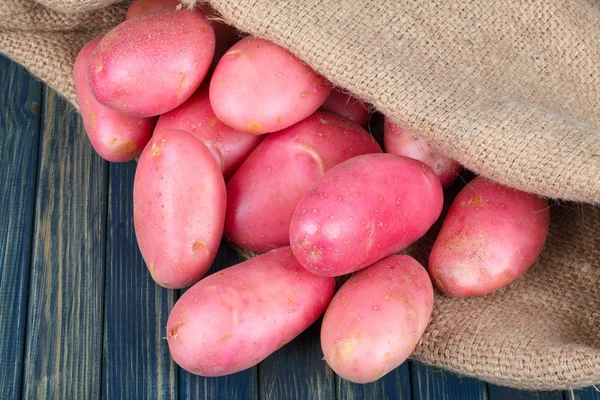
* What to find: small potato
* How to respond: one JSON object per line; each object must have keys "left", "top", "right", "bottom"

{"left": 321, "top": 255, "right": 433, "bottom": 383}
{"left": 428, "top": 176, "right": 550, "bottom": 297}
{"left": 290, "top": 153, "right": 444, "bottom": 277}
{"left": 225, "top": 111, "right": 382, "bottom": 252}
{"left": 166, "top": 247, "right": 335, "bottom": 376}
{"left": 125, "top": 0, "right": 180, "bottom": 19}
{"left": 384, "top": 118, "right": 461, "bottom": 188}
{"left": 319, "top": 88, "right": 370, "bottom": 127}
{"left": 155, "top": 85, "right": 263, "bottom": 180}
{"left": 209, "top": 37, "right": 331, "bottom": 135}
{"left": 88, "top": 9, "right": 215, "bottom": 117}
{"left": 73, "top": 37, "right": 154, "bottom": 162}
{"left": 133, "top": 129, "right": 226, "bottom": 289}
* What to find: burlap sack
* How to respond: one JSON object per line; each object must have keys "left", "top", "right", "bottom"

{"left": 1, "top": 0, "right": 598, "bottom": 391}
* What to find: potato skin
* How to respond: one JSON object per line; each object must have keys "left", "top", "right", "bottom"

{"left": 319, "top": 88, "right": 370, "bottom": 127}
{"left": 321, "top": 255, "right": 433, "bottom": 383}
{"left": 155, "top": 85, "right": 263, "bottom": 180}
{"left": 290, "top": 153, "right": 444, "bottom": 277}
{"left": 88, "top": 9, "right": 215, "bottom": 117}
{"left": 133, "top": 129, "right": 226, "bottom": 289}
{"left": 225, "top": 111, "right": 382, "bottom": 252}
{"left": 166, "top": 247, "right": 335, "bottom": 376}
{"left": 428, "top": 176, "right": 550, "bottom": 297}
{"left": 125, "top": 0, "right": 180, "bottom": 19}
{"left": 384, "top": 118, "right": 461, "bottom": 188}
{"left": 209, "top": 37, "right": 331, "bottom": 135}
{"left": 73, "top": 37, "right": 154, "bottom": 162}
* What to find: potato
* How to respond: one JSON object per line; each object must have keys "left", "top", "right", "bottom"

{"left": 209, "top": 37, "right": 331, "bottom": 135}
{"left": 428, "top": 176, "right": 550, "bottom": 297}
{"left": 225, "top": 111, "right": 382, "bottom": 252}
{"left": 321, "top": 254, "right": 433, "bottom": 383}
{"left": 384, "top": 118, "right": 461, "bottom": 188}
{"left": 319, "top": 88, "right": 371, "bottom": 127}
{"left": 73, "top": 37, "right": 154, "bottom": 162}
{"left": 155, "top": 84, "right": 263, "bottom": 180}
{"left": 133, "top": 129, "right": 226, "bottom": 289}
{"left": 88, "top": 9, "right": 215, "bottom": 117}
{"left": 166, "top": 247, "right": 335, "bottom": 376}
{"left": 290, "top": 153, "right": 444, "bottom": 277}
{"left": 125, "top": 0, "right": 180, "bottom": 19}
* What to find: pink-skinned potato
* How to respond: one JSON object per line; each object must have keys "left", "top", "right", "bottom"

{"left": 384, "top": 118, "right": 461, "bottom": 188}
{"left": 133, "top": 129, "right": 226, "bottom": 289}
{"left": 319, "top": 88, "right": 371, "bottom": 127}
{"left": 166, "top": 247, "right": 335, "bottom": 376}
{"left": 290, "top": 153, "right": 444, "bottom": 277}
{"left": 73, "top": 37, "right": 154, "bottom": 162}
{"left": 225, "top": 111, "right": 382, "bottom": 252}
{"left": 428, "top": 176, "right": 550, "bottom": 297}
{"left": 321, "top": 255, "right": 433, "bottom": 383}
{"left": 155, "top": 84, "right": 263, "bottom": 180}
{"left": 88, "top": 9, "right": 215, "bottom": 117}
{"left": 125, "top": 0, "right": 180, "bottom": 19}
{"left": 209, "top": 37, "right": 331, "bottom": 135}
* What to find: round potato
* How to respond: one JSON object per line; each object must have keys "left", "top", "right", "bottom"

{"left": 321, "top": 254, "right": 433, "bottom": 383}
{"left": 319, "top": 88, "right": 370, "bottom": 127}
{"left": 209, "top": 37, "right": 331, "bottom": 135}
{"left": 428, "top": 176, "right": 550, "bottom": 297}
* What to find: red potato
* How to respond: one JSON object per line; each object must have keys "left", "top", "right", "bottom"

{"left": 133, "top": 129, "right": 226, "bottom": 289}
{"left": 428, "top": 176, "right": 550, "bottom": 297}
{"left": 321, "top": 255, "right": 433, "bottom": 383}
{"left": 166, "top": 247, "right": 335, "bottom": 376}
{"left": 209, "top": 37, "right": 331, "bottom": 135}
{"left": 88, "top": 9, "right": 215, "bottom": 117}
{"left": 384, "top": 118, "right": 461, "bottom": 188}
{"left": 125, "top": 0, "right": 180, "bottom": 19}
{"left": 319, "top": 88, "right": 371, "bottom": 127}
{"left": 290, "top": 153, "right": 444, "bottom": 277}
{"left": 155, "top": 85, "right": 263, "bottom": 180}
{"left": 225, "top": 111, "right": 382, "bottom": 252}
{"left": 73, "top": 37, "right": 154, "bottom": 162}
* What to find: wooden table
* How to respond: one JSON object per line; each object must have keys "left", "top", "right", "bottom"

{"left": 1, "top": 54, "right": 597, "bottom": 399}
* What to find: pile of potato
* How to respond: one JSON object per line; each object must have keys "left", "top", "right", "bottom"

{"left": 73, "top": 1, "right": 550, "bottom": 384}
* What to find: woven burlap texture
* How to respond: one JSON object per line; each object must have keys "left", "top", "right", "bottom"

{"left": 1, "top": 0, "right": 599, "bottom": 391}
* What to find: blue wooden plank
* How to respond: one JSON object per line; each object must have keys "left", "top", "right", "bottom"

{"left": 410, "top": 361, "right": 488, "bottom": 400}
{"left": 488, "top": 384, "right": 564, "bottom": 399}
{"left": 336, "top": 362, "right": 412, "bottom": 400}
{"left": 259, "top": 317, "right": 335, "bottom": 400}
{"left": 179, "top": 240, "right": 258, "bottom": 400}
{"left": 567, "top": 387, "right": 600, "bottom": 400}
{"left": 0, "top": 55, "right": 42, "bottom": 400}
{"left": 102, "top": 160, "right": 178, "bottom": 400}
{"left": 21, "top": 88, "right": 108, "bottom": 399}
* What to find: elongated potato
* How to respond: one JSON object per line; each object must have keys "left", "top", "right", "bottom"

{"left": 155, "top": 85, "right": 263, "bottom": 180}
{"left": 133, "top": 129, "right": 226, "bottom": 289}
{"left": 88, "top": 9, "right": 215, "bottom": 117}
{"left": 384, "top": 118, "right": 461, "bottom": 188}
{"left": 210, "top": 37, "right": 331, "bottom": 134}
{"left": 73, "top": 37, "right": 154, "bottom": 162}
{"left": 166, "top": 247, "right": 335, "bottom": 376}
{"left": 321, "top": 255, "right": 433, "bottom": 383}
{"left": 429, "top": 176, "right": 550, "bottom": 297}
{"left": 225, "top": 111, "right": 382, "bottom": 252}
{"left": 290, "top": 153, "right": 444, "bottom": 277}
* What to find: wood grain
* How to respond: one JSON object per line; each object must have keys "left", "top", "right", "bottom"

{"left": 259, "top": 317, "right": 335, "bottom": 400}
{"left": 410, "top": 361, "right": 488, "bottom": 400}
{"left": 102, "top": 160, "right": 178, "bottom": 400}
{"left": 0, "top": 54, "right": 42, "bottom": 400}
{"left": 21, "top": 88, "right": 108, "bottom": 399}
{"left": 178, "top": 241, "right": 259, "bottom": 400}
{"left": 337, "top": 362, "right": 412, "bottom": 400}
{"left": 488, "top": 384, "right": 564, "bottom": 399}
{"left": 567, "top": 387, "right": 600, "bottom": 400}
